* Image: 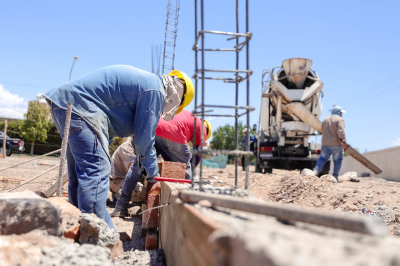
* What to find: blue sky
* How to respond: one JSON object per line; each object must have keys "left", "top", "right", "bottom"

{"left": 0, "top": 0, "right": 399, "bottom": 152}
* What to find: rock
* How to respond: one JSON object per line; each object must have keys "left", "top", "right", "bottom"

{"left": 0, "top": 229, "right": 112, "bottom": 266}
{"left": 0, "top": 191, "right": 61, "bottom": 236}
{"left": 47, "top": 197, "right": 81, "bottom": 232}
{"left": 343, "top": 172, "right": 357, "bottom": 178}
{"left": 198, "top": 200, "right": 212, "bottom": 208}
{"left": 301, "top": 168, "right": 316, "bottom": 176}
{"left": 321, "top": 174, "right": 337, "bottom": 183}
{"left": 79, "top": 213, "right": 122, "bottom": 259}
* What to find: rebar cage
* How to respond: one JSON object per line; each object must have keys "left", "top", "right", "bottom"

{"left": 191, "top": 0, "right": 254, "bottom": 191}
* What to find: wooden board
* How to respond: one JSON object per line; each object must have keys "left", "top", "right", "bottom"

{"left": 159, "top": 182, "right": 225, "bottom": 266}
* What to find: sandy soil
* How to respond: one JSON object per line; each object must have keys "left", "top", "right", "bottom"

{"left": 201, "top": 164, "right": 400, "bottom": 236}
{"left": 2, "top": 154, "right": 399, "bottom": 239}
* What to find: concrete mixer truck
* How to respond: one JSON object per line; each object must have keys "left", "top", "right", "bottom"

{"left": 255, "top": 58, "right": 329, "bottom": 174}
{"left": 255, "top": 58, "right": 382, "bottom": 176}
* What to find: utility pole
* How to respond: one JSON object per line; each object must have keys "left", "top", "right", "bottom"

{"left": 2, "top": 120, "right": 7, "bottom": 158}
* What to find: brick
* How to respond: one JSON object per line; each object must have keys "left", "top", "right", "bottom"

{"left": 0, "top": 191, "right": 61, "bottom": 236}
{"left": 146, "top": 194, "right": 160, "bottom": 228}
{"left": 149, "top": 182, "right": 161, "bottom": 195}
{"left": 47, "top": 197, "right": 81, "bottom": 232}
{"left": 145, "top": 229, "right": 158, "bottom": 250}
{"left": 63, "top": 224, "right": 80, "bottom": 242}
{"left": 119, "top": 232, "right": 131, "bottom": 242}
{"left": 158, "top": 161, "right": 186, "bottom": 179}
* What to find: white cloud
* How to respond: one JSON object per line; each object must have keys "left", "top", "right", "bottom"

{"left": 0, "top": 84, "right": 27, "bottom": 119}
{"left": 37, "top": 93, "right": 47, "bottom": 103}
{"left": 393, "top": 137, "right": 400, "bottom": 146}
{"left": 0, "top": 107, "right": 26, "bottom": 119}
{"left": 0, "top": 85, "right": 25, "bottom": 107}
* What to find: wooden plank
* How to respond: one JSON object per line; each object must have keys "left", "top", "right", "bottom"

{"left": 43, "top": 174, "right": 68, "bottom": 198}
{"left": 179, "top": 190, "right": 386, "bottom": 236}
{"left": 159, "top": 182, "right": 225, "bottom": 266}
{"left": 141, "top": 203, "right": 148, "bottom": 238}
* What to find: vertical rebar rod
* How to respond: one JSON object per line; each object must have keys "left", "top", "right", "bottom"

{"left": 191, "top": 0, "right": 198, "bottom": 188}
{"left": 234, "top": 0, "right": 239, "bottom": 187}
{"left": 245, "top": 0, "right": 250, "bottom": 189}
{"left": 56, "top": 103, "right": 73, "bottom": 197}
{"left": 199, "top": 0, "right": 205, "bottom": 192}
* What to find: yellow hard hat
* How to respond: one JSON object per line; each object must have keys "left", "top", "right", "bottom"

{"left": 204, "top": 120, "right": 212, "bottom": 140}
{"left": 169, "top": 70, "right": 195, "bottom": 115}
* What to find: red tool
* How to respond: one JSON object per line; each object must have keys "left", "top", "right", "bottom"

{"left": 154, "top": 177, "right": 191, "bottom": 183}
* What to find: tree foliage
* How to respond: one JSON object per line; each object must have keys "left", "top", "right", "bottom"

{"left": 211, "top": 121, "right": 256, "bottom": 163}
{"left": 109, "top": 137, "right": 126, "bottom": 157}
{"left": 20, "top": 99, "right": 52, "bottom": 155}
{"left": 211, "top": 121, "right": 256, "bottom": 150}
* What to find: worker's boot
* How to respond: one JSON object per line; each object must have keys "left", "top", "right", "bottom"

{"left": 110, "top": 205, "right": 128, "bottom": 218}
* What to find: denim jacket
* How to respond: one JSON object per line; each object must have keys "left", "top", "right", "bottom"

{"left": 44, "top": 65, "right": 165, "bottom": 178}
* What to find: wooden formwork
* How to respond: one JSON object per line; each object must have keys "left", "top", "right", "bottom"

{"left": 159, "top": 182, "right": 225, "bottom": 266}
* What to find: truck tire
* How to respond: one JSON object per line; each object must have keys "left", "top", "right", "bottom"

{"left": 264, "top": 168, "right": 273, "bottom": 174}
{"left": 6, "top": 148, "right": 12, "bottom": 156}
{"left": 255, "top": 164, "right": 263, "bottom": 173}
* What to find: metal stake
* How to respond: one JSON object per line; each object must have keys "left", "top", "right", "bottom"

{"left": 56, "top": 103, "right": 73, "bottom": 197}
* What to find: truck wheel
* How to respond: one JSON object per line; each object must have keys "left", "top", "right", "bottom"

{"left": 6, "top": 149, "right": 12, "bottom": 157}
{"left": 263, "top": 168, "right": 273, "bottom": 174}
{"left": 255, "top": 164, "right": 263, "bottom": 173}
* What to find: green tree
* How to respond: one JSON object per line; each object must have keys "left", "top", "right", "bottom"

{"left": 109, "top": 137, "right": 126, "bottom": 157}
{"left": 211, "top": 121, "right": 256, "bottom": 162}
{"left": 20, "top": 99, "right": 52, "bottom": 155}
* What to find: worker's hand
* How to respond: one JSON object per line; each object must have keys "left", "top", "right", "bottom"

{"left": 342, "top": 143, "right": 347, "bottom": 149}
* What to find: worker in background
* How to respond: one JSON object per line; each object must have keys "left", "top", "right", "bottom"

{"left": 313, "top": 106, "right": 347, "bottom": 181}
{"left": 155, "top": 109, "right": 212, "bottom": 180}
{"left": 44, "top": 65, "right": 194, "bottom": 228}
{"left": 109, "top": 136, "right": 145, "bottom": 203}
{"left": 241, "top": 128, "right": 257, "bottom": 171}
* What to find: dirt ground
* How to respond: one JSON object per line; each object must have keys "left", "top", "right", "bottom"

{"left": 0, "top": 155, "right": 148, "bottom": 252}
{"left": 1, "top": 154, "right": 399, "bottom": 239}
{"left": 201, "top": 164, "right": 400, "bottom": 237}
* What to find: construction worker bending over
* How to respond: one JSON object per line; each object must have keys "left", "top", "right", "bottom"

{"left": 112, "top": 69, "right": 194, "bottom": 218}
{"left": 313, "top": 106, "right": 347, "bottom": 181}
{"left": 44, "top": 66, "right": 194, "bottom": 228}
{"left": 155, "top": 109, "right": 211, "bottom": 180}
{"left": 241, "top": 128, "right": 257, "bottom": 171}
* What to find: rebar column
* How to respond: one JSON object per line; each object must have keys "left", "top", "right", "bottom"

{"left": 199, "top": 0, "right": 205, "bottom": 191}
{"left": 191, "top": 0, "right": 198, "bottom": 188}
{"left": 56, "top": 103, "right": 73, "bottom": 197}
{"left": 234, "top": 0, "right": 240, "bottom": 187}
{"left": 245, "top": 0, "right": 250, "bottom": 189}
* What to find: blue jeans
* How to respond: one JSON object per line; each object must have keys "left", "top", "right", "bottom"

{"left": 314, "top": 145, "right": 343, "bottom": 179}
{"left": 50, "top": 104, "right": 115, "bottom": 230}
{"left": 154, "top": 136, "right": 192, "bottom": 180}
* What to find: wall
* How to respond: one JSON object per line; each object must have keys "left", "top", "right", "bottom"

{"left": 331, "top": 146, "right": 400, "bottom": 181}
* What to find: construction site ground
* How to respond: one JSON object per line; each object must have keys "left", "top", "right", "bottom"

{"left": 202, "top": 164, "right": 400, "bottom": 237}
{"left": 1, "top": 154, "right": 400, "bottom": 265}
